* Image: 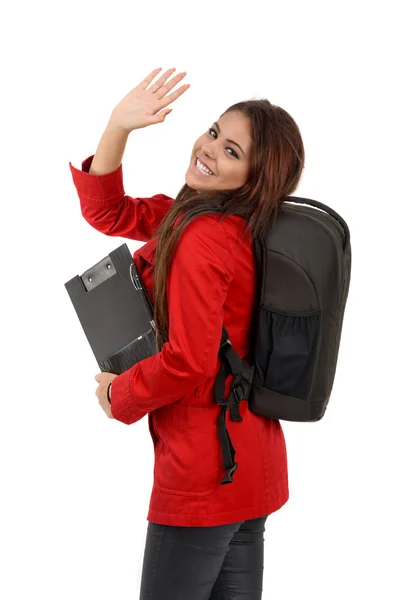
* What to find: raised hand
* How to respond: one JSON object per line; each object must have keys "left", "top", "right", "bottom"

{"left": 108, "top": 67, "right": 190, "bottom": 133}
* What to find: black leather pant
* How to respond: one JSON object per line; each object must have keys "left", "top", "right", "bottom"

{"left": 139, "top": 514, "right": 269, "bottom": 599}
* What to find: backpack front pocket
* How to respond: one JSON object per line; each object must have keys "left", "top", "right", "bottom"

{"left": 255, "top": 306, "right": 321, "bottom": 399}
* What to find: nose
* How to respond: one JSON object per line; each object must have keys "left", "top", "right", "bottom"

{"left": 201, "top": 144, "right": 215, "bottom": 162}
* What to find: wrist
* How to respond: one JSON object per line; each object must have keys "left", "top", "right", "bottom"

{"left": 106, "top": 116, "right": 131, "bottom": 137}
{"left": 107, "top": 381, "right": 113, "bottom": 404}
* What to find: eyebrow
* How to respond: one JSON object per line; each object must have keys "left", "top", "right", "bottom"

{"left": 213, "top": 122, "right": 245, "bottom": 156}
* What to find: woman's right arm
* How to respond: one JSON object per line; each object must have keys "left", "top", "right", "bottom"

{"left": 69, "top": 157, "right": 174, "bottom": 242}
{"left": 69, "top": 66, "right": 190, "bottom": 241}
{"left": 88, "top": 122, "right": 130, "bottom": 175}
{"left": 69, "top": 123, "right": 174, "bottom": 242}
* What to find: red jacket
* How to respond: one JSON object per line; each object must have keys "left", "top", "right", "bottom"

{"left": 69, "top": 155, "right": 289, "bottom": 527}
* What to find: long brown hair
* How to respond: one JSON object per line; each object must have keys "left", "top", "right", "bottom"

{"left": 150, "top": 99, "right": 305, "bottom": 349}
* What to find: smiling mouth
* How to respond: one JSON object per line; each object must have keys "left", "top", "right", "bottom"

{"left": 192, "top": 156, "right": 215, "bottom": 177}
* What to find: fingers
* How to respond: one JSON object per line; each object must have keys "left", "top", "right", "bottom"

{"left": 138, "top": 67, "right": 163, "bottom": 89}
{"left": 147, "top": 67, "right": 176, "bottom": 92}
{"left": 159, "top": 83, "right": 190, "bottom": 109}
{"left": 155, "top": 71, "right": 188, "bottom": 97}
{"left": 147, "top": 67, "right": 187, "bottom": 96}
{"left": 137, "top": 66, "right": 190, "bottom": 105}
{"left": 154, "top": 108, "right": 173, "bottom": 123}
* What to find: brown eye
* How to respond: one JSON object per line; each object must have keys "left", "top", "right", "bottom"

{"left": 207, "top": 128, "right": 239, "bottom": 158}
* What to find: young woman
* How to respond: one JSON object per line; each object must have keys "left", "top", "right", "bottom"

{"left": 69, "top": 66, "right": 305, "bottom": 600}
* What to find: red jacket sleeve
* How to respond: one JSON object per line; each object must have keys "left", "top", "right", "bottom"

{"left": 109, "top": 215, "right": 235, "bottom": 425}
{"left": 69, "top": 155, "right": 174, "bottom": 241}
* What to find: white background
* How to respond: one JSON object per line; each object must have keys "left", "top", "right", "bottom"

{"left": 1, "top": 0, "right": 399, "bottom": 598}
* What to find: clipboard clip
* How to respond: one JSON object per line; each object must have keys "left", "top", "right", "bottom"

{"left": 81, "top": 255, "right": 117, "bottom": 292}
{"left": 130, "top": 263, "right": 143, "bottom": 291}
{"left": 129, "top": 261, "right": 156, "bottom": 332}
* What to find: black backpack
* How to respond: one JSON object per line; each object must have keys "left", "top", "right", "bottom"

{"left": 215, "top": 196, "right": 352, "bottom": 485}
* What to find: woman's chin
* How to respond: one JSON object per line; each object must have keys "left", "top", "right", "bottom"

{"left": 185, "top": 172, "right": 200, "bottom": 190}
{"left": 185, "top": 169, "right": 218, "bottom": 193}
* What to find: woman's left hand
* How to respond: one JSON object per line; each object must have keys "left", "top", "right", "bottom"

{"left": 94, "top": 372, "right": 119, "bottom": 418}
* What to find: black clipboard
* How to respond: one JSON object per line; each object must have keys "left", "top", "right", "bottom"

{"left": 64, "top": 243, "right": 159, "bottom": 374}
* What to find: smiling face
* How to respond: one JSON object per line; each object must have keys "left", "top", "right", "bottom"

{"left": 185, "top": 110, "right": 252, "bottom": 193}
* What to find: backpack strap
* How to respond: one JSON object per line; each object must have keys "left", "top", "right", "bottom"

{"left": 215, "top": 326, "right": 254, "bottom": 485}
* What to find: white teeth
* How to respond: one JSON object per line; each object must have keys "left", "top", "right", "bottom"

{"left": 196, "top": 158, "right": 213, "bottom": 175}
